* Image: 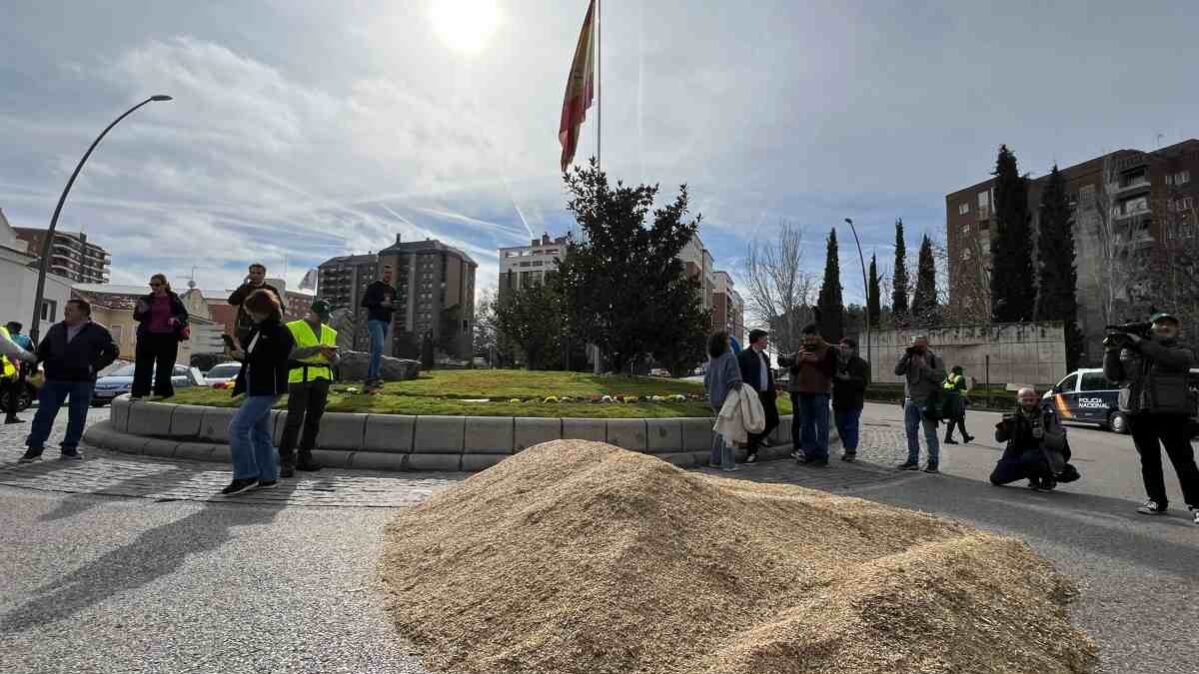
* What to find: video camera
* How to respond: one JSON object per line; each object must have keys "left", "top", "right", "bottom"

{"left": 1103, "top": 319, "right": 1154, "bottom": 350}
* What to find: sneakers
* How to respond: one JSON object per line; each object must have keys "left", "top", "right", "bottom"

{"left": 1028, "top": 478, "right": 1043, "bottom": 491}
{"left": 963, "top": 435, "right": 975, "bottom": 444}
{"left": 60, "top": 450, "right": 83, "bottom": 461}
{"left": 220, "top": 478, "right": 259, "bottom": 496}
{"left": 943, "top": 438, "right": 958, "bottom": 445}
{"left": 800, "top": 456, "right": 829, "bottom": 467}
{"left": 4, "top": 417, "right": 24, "bottom": 425}
{"left": 897, "top": 461, "right": 920, "bottom": 471}
{"left": 722, "top": 465, "right": 740, "bottom": 472}
{"left": 280, "top": 462, "right": 295, "bottom": 478}
{"left": 841, "top": 452, "right": 857, "bottom": 463}
{"left": 1137, "top": 499, "right": 1168, "bottom": 515}
{"left": 256, "top": 480, "right": 278, "bottom": 490}
{"left": 745, "top": 453, "right": 758, "bottom": 464}
{"left": 790, "top": 450, "right": 803, "bottom": 460}
{"left": 1190, "top": 507, "right": 1199, "bottom": 525}
{"left": 923, "top": 465, "right": 940, "bottom": 474}
{"left": 18, "top": 449, "right": 43, "bottom": 463}
{"left": 296, "top": 452, "right": 322, "bottom": 472}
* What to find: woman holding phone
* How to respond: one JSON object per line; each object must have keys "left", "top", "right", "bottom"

{"left": 222, "top": 288, "right": 294, "bottom": 496}
{"left": 132, "top": 273, "right": 189, "bottom": 399}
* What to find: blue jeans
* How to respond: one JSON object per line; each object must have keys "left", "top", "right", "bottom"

{"left": 797, "top": 393, "right": 831, "bottom": 459}
{"left": 229, "top": 395, "right": 279, "bottom": 481}
{"left": 709, "top": 431, "right": 735, "bottom": 469}
{"left": 26, "top": 380, "right": 93, "bottom": 453}
{"left": 904, "top": 400, "right": 941, "bottom": 467}
{"left": 835, "top": 407, "right": 862, "bottom": 453}
{"left": 367, "top": 319, "right": 389, "bottom": 381}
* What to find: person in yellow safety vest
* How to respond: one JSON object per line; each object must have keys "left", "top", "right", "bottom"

{"left": 0, "top": 323, "right": 37, "bottom": 424}
{"left": 942, "top": 365, "right": 974, "bottom": 444}
{"left": 278, "top": 299, "right": 340, "bottom": 477}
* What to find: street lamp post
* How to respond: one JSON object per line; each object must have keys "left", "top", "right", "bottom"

{"left": 29, "top": 95, "right": 172, "bottom": 344}
{"left": 843, "top": 218, "right": 871, "bottom": 368}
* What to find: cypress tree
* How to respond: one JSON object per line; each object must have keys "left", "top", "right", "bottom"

{"left": 911, "top": 234, "right": 939, "bottom": 325}
{"left": 891, "top": 219, "right": 909, "bottom": 319}
{"left": 990, "top": 145, "right": 1037, "bottom": 321}
{"left": 867, "top": 253, "right": 881, "bottom": 328}
{"left": 817, "top": 227, "right": 845, "bottom": 341}
{"left": 1034, "top": 165, "right": 1084, "bottom": 369}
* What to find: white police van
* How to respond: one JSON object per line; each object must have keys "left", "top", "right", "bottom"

{"left": 1045, "top": 367, "right": 1199, "bottom": 434}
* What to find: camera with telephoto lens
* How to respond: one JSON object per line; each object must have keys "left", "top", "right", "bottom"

{"left": 1103, "top": 320, "right": 1153, "bottom": 349}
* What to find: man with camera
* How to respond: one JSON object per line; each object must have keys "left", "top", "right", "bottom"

{"left": 736, "top": 329, "right": 779, "bottom": 463}
{"left": 894, "top": 335, "right": 946, "bottom": 473}
{"left": 778, "top": 324, "right": 839, "bottom": 466}
{"left": 1103, "top": 312, "right": 1199, "bottom": 524}
{"left": 228, "top": 263, "right": 284, "bottom": 348}
{"left": 990, "top": 388, "right": 1079, "bottom": 491}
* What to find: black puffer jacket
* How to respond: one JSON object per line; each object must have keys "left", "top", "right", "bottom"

{"left": 1103, "top": 338, "right": 1195, "bottom": 416}
{"left": 231, "top": 318, "right": 294, "bottom": 397}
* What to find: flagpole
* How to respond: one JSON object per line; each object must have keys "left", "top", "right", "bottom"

{"left": 596, "top": 0, "right": 601, "bottom": 170}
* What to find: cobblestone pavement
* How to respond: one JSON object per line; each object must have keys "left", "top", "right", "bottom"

{"left": 0, "top": 408, "right": 919, "bottom": 506}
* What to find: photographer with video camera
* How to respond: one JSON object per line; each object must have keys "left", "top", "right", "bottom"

{"left": 1103, "top": 312, "right": 1199, "bottom": 524}
{"left": 990, "top": 388, "right": 1080, "bottom": 491}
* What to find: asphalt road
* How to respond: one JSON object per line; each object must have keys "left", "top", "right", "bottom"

{"left": 849, "top": 402, "right": 1199, "bottom": 674}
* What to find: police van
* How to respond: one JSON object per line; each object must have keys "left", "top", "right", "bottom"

{"left": 1045, "top": 367, "right": 1199, "bottom": 434}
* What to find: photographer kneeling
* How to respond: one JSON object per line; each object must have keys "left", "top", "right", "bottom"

{"left": 990, "top": 388, "right": 1079, "bottom": 491}
{"left": 1104, "top": 312, "right": 1199, "bottom": 523}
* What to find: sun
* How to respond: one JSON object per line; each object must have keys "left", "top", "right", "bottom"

{"left": 430, "top": 0, "right": 500, "bottom": 55}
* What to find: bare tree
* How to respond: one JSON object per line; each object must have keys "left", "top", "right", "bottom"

{"left": 1086, "top": 154, "right": 1139, "bottom": 326}
{"left": 931, "top": 233, "right": 991, "bottom": 325}
{"left": 739, "top": 220, "right": 816, "bottom": 354}
{"left": 1144, "top": 184, "right": 1199, "bottom": 352}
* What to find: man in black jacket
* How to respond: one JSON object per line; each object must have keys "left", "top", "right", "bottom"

{"left": 360, "top": 265, "right": 396, "bottom": 390}
{"left": 736, "top": 329, "right": 778, "bottom": 463}
{"left": 228, "top": 263, "right": 283, "bottom": 348}
{"left": 20, "top": 299, "right": 119, "bottom": 462}
{"left": 1104, "top": 312, "right": 1199, "bottom": 523}
{"left": 832, "top": 337, "right": 870, "bottom": 462}
{"left": 990, "top": 388, "right": 1079, "bottom": 491}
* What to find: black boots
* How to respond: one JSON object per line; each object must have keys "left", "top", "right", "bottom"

{"left": 280, "top": 454, "right": 296, "bottom": 478}
{"left": 296, "top": 449, "right": 322, "bottom": 472}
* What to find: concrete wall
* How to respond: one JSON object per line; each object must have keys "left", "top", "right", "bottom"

{"left": 864, "top": 322, "right": 1067, "bottom": 388}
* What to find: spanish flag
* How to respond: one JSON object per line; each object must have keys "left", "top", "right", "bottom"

{"left": 559, "top": 0, "right": 596, "bottom": 172}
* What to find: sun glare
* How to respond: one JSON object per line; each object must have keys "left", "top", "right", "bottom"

{"left": 430, "top": 0, "right": 500, "bottom": 55}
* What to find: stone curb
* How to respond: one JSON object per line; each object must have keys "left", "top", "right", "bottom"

{"left": 99, "top": 397, "right": 841, "bottom": 472}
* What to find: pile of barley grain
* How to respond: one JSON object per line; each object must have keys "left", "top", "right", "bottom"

{"left": 380, "top": 441, "right": 1096, "bottom": 674}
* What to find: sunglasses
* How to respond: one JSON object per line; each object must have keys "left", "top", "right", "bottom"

{"left": 150, "top": 282, "right": 164, "bottom": 287}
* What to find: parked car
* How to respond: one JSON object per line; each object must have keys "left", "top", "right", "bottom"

{"left": 203, "top": 361, "right": 242, "bottom": 389}
{"left": 649, "top": 368, "right": 671, "bottom": 378}
{"left": 91, "top": 363, "right": 206, "bottom": 406}
{"left": 1043, "top": 367, "right": 1199, "bottom": 434}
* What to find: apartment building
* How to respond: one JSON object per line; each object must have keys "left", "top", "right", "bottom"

{"left": 946, "top": 138, "right": 1199, "bottom": 364}
{"left": 317, "top": 253, "right": 379, "bottom": 314}
{"left": 379, "top": 236, "right": 477, "bottom": 360}
{"left": 712, "top": 271, "right": 745, "bottom": 345}
{"left": 14, "top": 227, "right": 110, "bottom": 284}
{"left": 498, "top": 233, "right": 569, "bottom": 301}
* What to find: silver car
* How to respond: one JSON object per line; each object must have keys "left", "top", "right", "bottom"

{"left": 91, "top": 363, "right": 206, "bottom": 406}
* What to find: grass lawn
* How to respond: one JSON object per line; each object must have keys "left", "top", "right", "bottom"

{"left": 170, "top": 370, "right": 794, "bottom": 418}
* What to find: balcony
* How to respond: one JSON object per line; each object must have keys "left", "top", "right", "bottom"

{"left": 977, "top": 205, "right": 990, "bottom": 220}
{"left": 1113, "top": 177, "right": 1151, "bottom": 196}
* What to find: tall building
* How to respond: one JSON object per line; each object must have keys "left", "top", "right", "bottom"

{"left": 13, "top": 227, "right": 110, "bottom": 284}
{"left": 946, "top": 139, "right": 1199, "bottom": 364}
{"left": 317, "top": 253, "right": 379, "bottom": 315}
{"left": 380, "top": 236, "right": 477, "bottom": 360}
{"left": 713, "top": 271, "right": 745, "bottom": 345}
{"left": 498, "top": 233, "right": 570, "bottom": 302}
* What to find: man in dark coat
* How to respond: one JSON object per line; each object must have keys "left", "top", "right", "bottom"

{"left": 228, "top": 263, "right": 284, "bottom": 348}
{"left": 736, "top": 329, "right": 778, "bottom": 463}
{"left": 990, "top": 387, "right": 1079, "bottom": 491}
{"left": 832, "top": 337, "right": 870, "bottom": 462}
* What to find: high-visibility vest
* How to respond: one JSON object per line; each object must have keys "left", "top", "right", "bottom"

{"left": 943, "top": 373, "right": 965, "bottom": 392}
{"left": 285, "top": 320, "right": 338, "bottom": 384}
{"left": 0, "top": 326, "right": 17, "bottom": 380}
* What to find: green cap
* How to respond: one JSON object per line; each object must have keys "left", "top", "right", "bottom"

{"left": 1150, "top": 312, "right": 1180, "bottom": 325}
{"left": 311, "top": 299, "right": 331, "bottom": 318}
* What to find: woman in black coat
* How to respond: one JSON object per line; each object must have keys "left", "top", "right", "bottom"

{"left": 132, "top": 273, "right": 189, "bottom": 398}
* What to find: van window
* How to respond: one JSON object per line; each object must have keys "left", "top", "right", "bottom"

{"left": 1080, "top": 372, "right": 1110, "bottom": 392}
{"left": 1057, "top": 373, "right": 1079, "bottom": 393}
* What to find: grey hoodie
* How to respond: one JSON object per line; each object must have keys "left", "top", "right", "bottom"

{"left": 893, "top": 349, "right": 946, "bottom": 404}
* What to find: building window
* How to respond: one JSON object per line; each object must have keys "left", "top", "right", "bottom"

{"left": 958, "top": 202, "right": 969, "bottom": 215}
{"left": 961, "top": 224, "right": 970, "bottom": 236}
{"left": 1077, "top": 184, "right": 1095, "bottom": 208}
{"left": 978, "top": 191, "right": 990, "bottom": 209}
{"left": 40, "top": 300, "right": 57, "bottom": 322}
{"left": 110, "top": 324, "right": 123, "bottom": 344}
{"left": 1175, "top": 170, "right": 1191, "bottom": 185}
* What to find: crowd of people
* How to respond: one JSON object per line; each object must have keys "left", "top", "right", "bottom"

{"left": 704, "top": 312, "right": 1199, "bottom": 526}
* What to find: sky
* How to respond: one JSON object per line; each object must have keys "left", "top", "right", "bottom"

{"left": 2, "top": 0, "right": 1198, "bottom": 314}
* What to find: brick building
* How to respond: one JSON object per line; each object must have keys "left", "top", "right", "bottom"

{"left": 946, "top": 139, "right": 1199, "bottom": 364}
{"left": 14, "top": 228, "right": 110, "bottom": 284}
{"left": 712, "top": 271, "right": 745, "bottom": 345}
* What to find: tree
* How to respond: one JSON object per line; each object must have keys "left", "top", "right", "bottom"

{"left": 990, "top": 144, "right": 1036, "bottom": 321}
{"left": 910, "top": 234, "right": 939, "bottom": 326}
{"left": 494, "top": 280, "right": 565, "bottom": 370}
{"left": 473, "top": 289, "right": 500, "bottom": 365}
{"left": 816, "top": 227, "right": 844, "bottom": 340}
{"left": 867, "top": 254, "right": 881, "bottom": 328}
{"left": 891, "top": 219, "right": 909, "bottom": 320}
{"left": 557, "top": 159, "right": 709, "bottom": 374}
{"left": 1034, "top": 165, "right": 1084, "bottom": 370}
{"left": 740, "top": 221, "right": 815, "bottom": 355}
{"left": 1141, "top": 173, "right": 1199, "bottom": 355}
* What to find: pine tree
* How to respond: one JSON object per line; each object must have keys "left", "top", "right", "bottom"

{"left": 990, "top": 144, "right": 1037, "bottom": 322}
{"left": 891, "top": 219, "right": 909, "bottom": 320}
{"left": 910, "top": 235, "right": 939, "bottom": 326}
{"left": 817, "top": 227, "right": 845, "bottom": 341}
{"left": 1034, "top": 165, "right": 1084, "bottom": 370}
{"left": 867, "top": 253, "right": 881, "bottom": 328}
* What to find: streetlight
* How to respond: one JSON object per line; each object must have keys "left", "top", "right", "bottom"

{"left": 843, "top": 218, "right": 871, "bottom": 368}
{"left": 29, "top": 95, "right": 173, "bottom": 344}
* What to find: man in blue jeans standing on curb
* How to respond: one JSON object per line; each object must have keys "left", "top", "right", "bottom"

{"left": 20, "top": 299, "right": 119, "bottom": 462}
{"left": 779, "top": 324, "right": 838, "bottom": 466}
{"left": 832, "top": 337, "right": 870, "bottom": 462}
{"left": 360, "top": 265, "right": 396, "bottom": 391}
{"left": 894, "top": 334, "right": 946, "bottom": 473}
